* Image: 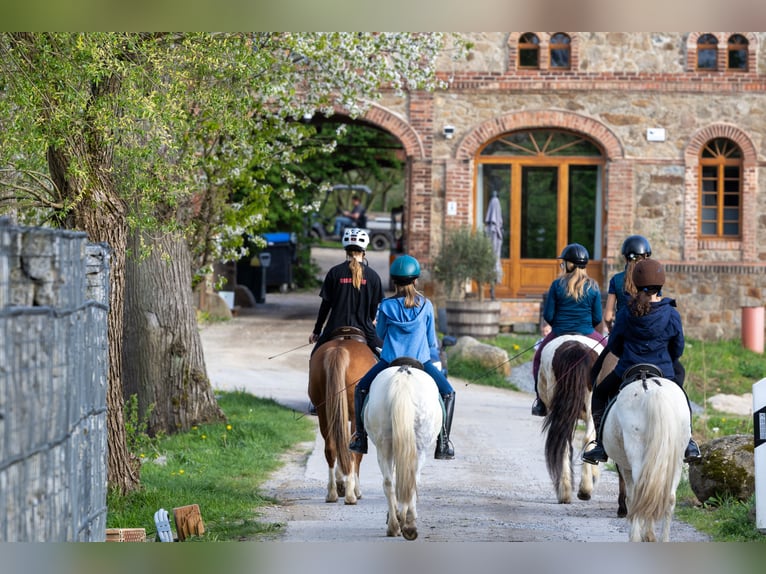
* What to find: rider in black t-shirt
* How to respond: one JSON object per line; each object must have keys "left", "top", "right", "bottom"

{"left": 310, "top": 228, "right": 383, "bottom": 357}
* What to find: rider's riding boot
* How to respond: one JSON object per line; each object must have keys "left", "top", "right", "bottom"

{"left": 435, "top": 392, "right": 455, "bottom": 460}
{"left": 684, "top": 437, "right": 702, "bottom": 463}
{"left": 349, "top": 388, "right": 368, "bottom": 454}
{"left": 531, "top": 396, "right": 546, "bottom": 417}
{"left": 582, "top": 408, "right": 608, "bottom": 465}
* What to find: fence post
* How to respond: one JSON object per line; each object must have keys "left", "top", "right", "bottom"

{"left": 754, "top": 377, "right": 766, "bottom": 533}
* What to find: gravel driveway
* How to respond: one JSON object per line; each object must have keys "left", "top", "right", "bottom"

{"left": 199, "top": 248, "right": 709, "bottom": 543}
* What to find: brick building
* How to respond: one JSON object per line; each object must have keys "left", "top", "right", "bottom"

{"left": 359, "top": 33, "right": 766, "bottom": 340}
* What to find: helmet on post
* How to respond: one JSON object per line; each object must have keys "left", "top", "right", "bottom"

{"left": 621, "top": 235, "right": 652, "bottom": 261}
{"left": 632, "top": 258, "right": 665, "bottom": 290}
{"left": 342, "top": 228, "right": 369, "bottom": 252}
{"left": 558, "top": 243, "right": 589, "bottom": 268}
{"left": 390, "top": 255, "right": 420, "bottom": 285}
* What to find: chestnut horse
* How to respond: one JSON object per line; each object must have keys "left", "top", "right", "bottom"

{"left": 537, "top": 335, "right": 605, "bottom": 504}
{"left": 308, "top": 329, "right": 377, "bottom": 505}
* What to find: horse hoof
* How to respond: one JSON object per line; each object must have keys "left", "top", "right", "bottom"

{"left": 617, "top": 508, "right": 627, "bottom": 518}
{"left": 344, "top": 496, "right": 358, "bottom": 505}
{"left": 402, "top": 527, "right": 418, "bottom": 541}
{"left": 577, "top": 492, "right": 591, "bottom": 501}
{"left": 337, "top": 485, "right": 346, "bottom": 497}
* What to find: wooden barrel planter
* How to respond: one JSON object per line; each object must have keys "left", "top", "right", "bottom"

{"left": 445, "top": 300, "right": 501, "bottom": 338}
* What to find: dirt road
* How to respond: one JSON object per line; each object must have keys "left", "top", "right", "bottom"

{"left": 199, "top": 248, "right": 709, "bottom": 543}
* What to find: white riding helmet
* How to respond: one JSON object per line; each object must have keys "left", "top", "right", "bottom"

{"left": 342, "top": 228, "right": 370, "bottom": 252}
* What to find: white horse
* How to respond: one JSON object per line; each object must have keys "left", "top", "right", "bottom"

{"left": 537, "top": 334, "right": 604, "bottom": 503}
{"left": 364, "top": 363, "right": 442, "bottom": 540}
{"left": 602, "top": 373, "right": 690, "bottom": 542}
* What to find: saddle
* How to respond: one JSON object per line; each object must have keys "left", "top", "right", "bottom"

{"left": 389, "top": 356, "right": 424, "bottom": 371}
{"left": 619, "top": 363, "right": 663, "bottom": 391}
{"left": 327, "top": 326, "right": 367, "bottom": 345}
{"left": 599, "top": 363, "right": 664, "bottom": 440}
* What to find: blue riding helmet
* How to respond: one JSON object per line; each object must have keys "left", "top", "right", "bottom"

{"left": 390, "top": 255, "right": 420, "bottom": 285}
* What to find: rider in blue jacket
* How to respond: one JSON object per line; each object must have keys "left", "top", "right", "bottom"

{"left": 348, "top": 255, "right": 456, "bottom": 460}
{"left": 582, "top": 259, "right": 702, "bottom": 465}
{"left": 530, "top": 243, "right": 605, "bottom": 416}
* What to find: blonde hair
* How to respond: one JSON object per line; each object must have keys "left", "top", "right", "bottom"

{"left": 558, "top": 263, "right": 598, "bottom": 301}
{"left": 394, "top": 282, "right": 423, "bottom": 308}
{"left": 346, "top": 250, "right": 365, "bottom": 289}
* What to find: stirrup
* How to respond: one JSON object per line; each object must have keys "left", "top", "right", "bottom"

{"left": 582, "top": 440, "right": 608, "bottom": 465}
{"left": 684, "top": 439, "right": 702, "bottom": 463}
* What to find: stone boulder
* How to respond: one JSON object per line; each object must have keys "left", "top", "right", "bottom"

{"left": 445, "top": 336, "right": 511, "bottom": 377}
{"left": 688, "top": 434, "right": 755, "bottom": 503}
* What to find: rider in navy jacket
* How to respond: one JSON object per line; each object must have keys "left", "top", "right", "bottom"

{"left": 583, "top": 259, "right": 701, "bottom": 466}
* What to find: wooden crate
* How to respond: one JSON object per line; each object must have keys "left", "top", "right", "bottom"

{"left": 173, "top": 504, "right": 205, "bottom": 541}
{"left": 106, "top": 528, "right": 147, "bottom": 542}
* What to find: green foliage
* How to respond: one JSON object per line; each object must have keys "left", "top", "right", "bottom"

{"left": 123, "top": 394, "right": 162, "bottom": 460}
{"left": 107, "top": 390, "right": 314, "bottom": 541}
{"left": 675, "top": 483, "right": 764, "bottom": 542}
{"left": 432, "top": 226, "right": 499, "bottom": 301}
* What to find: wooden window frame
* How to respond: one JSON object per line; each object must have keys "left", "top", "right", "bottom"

{"left": 518, "top": 33, "right": 541, "bottom": 70}
{"left": 698, "top": 139, "right": 742, "bottom": 239}
{"left": 726, "top": 34, "right": 749, "bottom": 72}
{"left": 549, "top": 33, "right": 571, "bottom": 70}
{"left": 696, "top": 33, "right": 718, "bottom": 71}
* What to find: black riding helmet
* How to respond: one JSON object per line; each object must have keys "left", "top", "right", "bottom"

{"left": 621, "top": 235, "right": 652, "bottom": 262}
{"left": 558, "top": 243, "right": 589, "bottom": 269}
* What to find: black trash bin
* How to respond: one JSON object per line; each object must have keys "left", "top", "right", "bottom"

{"left": 236, "top": 251, "right": 271, "bottom": 304}
{"left": 261, "top": 232, "right": 297, "bottom": 293}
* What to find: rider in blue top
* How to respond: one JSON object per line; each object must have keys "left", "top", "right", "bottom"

{"left": 582, "top": 259, "right": 702, "bottom": 465}
{"left": 348, "top": 255, "right": 456, "bottom": 460}
{"left": 530, "top": 243, "right": 605, "bottom": 416}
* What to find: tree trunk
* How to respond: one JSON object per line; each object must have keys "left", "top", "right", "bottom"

{"left": 124, "top": 230, "right": 225, "bottom": 435}
{"left": 47, "top": 144, "right": 141, "bottom": 495}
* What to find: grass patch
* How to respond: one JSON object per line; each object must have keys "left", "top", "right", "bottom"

{"left": 446, "top": 333, "right": 538, "bottom": 390}
{"left": 675, "top": 481, "right": 763, "bottom": 542}
{"left": 107, "top": 390, "right": 315, "bottom": 541}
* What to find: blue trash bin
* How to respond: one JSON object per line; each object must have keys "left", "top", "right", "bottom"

{"left": 262, "top": 232, "right": 297, "bottom": 293}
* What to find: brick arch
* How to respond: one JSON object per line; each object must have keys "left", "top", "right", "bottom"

{"left": 361, "top": 103, "right": 425, "bottom": 160}
{"left": 683, "top": 123, "right": 759, "bottom": 261}
{"left": 455, "top": 109, "right": 624, "bottom": 160}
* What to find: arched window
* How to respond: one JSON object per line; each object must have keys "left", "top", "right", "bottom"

{"left": 697, "top": 34, "right": 718, "bottom": 70}
{"left": 727, "top": 34, "right": 749, "bottom": 71}
{"left": 518, "top": 33, "right": 540, "bottom": 69}
{"left": 549, "top": 33, "right": 571, "bottom": 69}
{"left": 699, "top": 138, "right": 742, "bottom": 238}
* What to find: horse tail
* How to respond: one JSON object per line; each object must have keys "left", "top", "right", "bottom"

{"left": 324, "top": 345, "right": 352, "bottom": 475}
{"left": 542, "top": 341, "right": 594, "bottom": 488}
{"left": 628, "top": 381, "right": 686, "bottom": 523}
{"left": 390, "top": 368, "right": 417, "bottom": 504}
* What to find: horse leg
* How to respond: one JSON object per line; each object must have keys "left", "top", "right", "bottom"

{"left": 617, "top": 468, "right": 628, "bottom": 517}
{"left": 401, "top": 500, "right": 418, "bottom": 541}
{"left": 323, "top": 445, "right": 339, "bottom": 503}
{"left": 378, "top": 448, "right": 400, "bottom": 537}
{"left": 352, "top": 452, "right": 363, "bottom": 501}
{"left": 344, "top": 458, "right": 358, "bottom": 505}
{"left": 577, "top": 409, "right": 597, "bottom": 501}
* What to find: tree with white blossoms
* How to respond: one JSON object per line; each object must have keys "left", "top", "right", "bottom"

{"left": 0, "top": 32, "right": 457, "bottom": 492}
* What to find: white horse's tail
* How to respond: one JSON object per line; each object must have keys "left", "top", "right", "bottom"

{"left": 390, "top": 369, "right": 417, "bottom": 504}
{"left": 629, "top": 381, "right": 686, "bottom": 523}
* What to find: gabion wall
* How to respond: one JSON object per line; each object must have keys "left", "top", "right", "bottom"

{"left": 0, "top": 217, "right": 109, "bottom": 542}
